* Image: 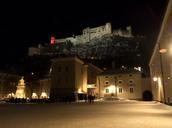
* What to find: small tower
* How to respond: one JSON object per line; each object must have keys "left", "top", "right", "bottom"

{"left": 126, "top": 26, "right": 133, "bottom": 37}
{"left": 105, "top": 22, "right": 112, "bottom": 34}
{"left": 15, "top": 77, "right": 26, "bottom": 99}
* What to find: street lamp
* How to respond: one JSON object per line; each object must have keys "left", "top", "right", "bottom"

{"left": 153, "top": 77, "right": 158, "bottom": 82}
{"left": 158, "top": 43, "right": 167, "bottom": 104}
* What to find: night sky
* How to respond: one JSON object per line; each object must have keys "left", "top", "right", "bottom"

{"left": 0, "top": 0, "right": 168, "bottom": 69}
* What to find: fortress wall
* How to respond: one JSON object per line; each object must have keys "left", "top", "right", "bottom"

{"left": 55, "top": 23, "right": 132, "bottom": 45}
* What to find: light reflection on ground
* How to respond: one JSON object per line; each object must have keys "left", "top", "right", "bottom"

{"left": 0, "top": 101, "right": 172, "bottom": 128}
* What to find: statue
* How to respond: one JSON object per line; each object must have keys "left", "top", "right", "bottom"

{"left": 15, "top": 76, "right": 26, "bottom": 99}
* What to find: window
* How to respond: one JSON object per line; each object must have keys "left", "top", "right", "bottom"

{"left": 128, "top": 79, "right": 134, "bottom": 85}
{"left": 105, "top": 81, "right": 109, "bottom": 85}
{"left": 129, "top": 74, "right": 132, "bottom": 77}
{"left": 129, "top": 80, "right": 133, "bottom": 83}
{"left": 119, "top": 88, "right": 122, "bottom": 93}
{"left": 106, "top": 89, "right": 109, "bottom": 93}
{"left": 130, "top": 88, "right": 134, "bottom": 93}
{"left": 118, "top": 80, "right": 123, "bottom": 84}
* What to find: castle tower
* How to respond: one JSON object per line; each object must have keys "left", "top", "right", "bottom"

{"left": 82, "top": 27, "right": 90, "bottom": 43}
{"left": 105, "top": 22, "right": 112, "bottom": 34}
{"left": 126, "top": 26, "right": 133, "bottom": 37}
{"left": 15, "top": 77, "right": 26, "bottom": 99}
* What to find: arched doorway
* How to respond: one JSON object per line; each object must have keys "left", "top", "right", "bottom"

{"left": 142, "top": 90, "right": 153, "bottom": 101}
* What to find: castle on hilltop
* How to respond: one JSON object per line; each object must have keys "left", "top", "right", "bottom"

{"left": 55, "top": 22, "right": 133, "bottom": 45}
{"left": 28, "top": 22, "right": 135, "bottom": 57}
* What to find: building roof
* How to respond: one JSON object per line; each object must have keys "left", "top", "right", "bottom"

{"left": 51, "top": 55, "right": 85, "bottom": 64}
{"left": 51, "top": 56, "right": 103, "bottom": 72}
{"left": 99, "top": 69, "right": 141, "bottom": 76}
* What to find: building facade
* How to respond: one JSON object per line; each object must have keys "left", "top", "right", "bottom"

{"left": 31, "top": 78, "right": 51, "bottom": 99}
{"left": 97, "top": 70, "right": 146, "bottom": 100}
{"left": 0, "top": 73, "right": 20, "bottom": 99}
{"left": 149, "top": 0, "right": 172, "bottom": 104}
{"left": 50, "top": 56, "right": 103, "bottom": 100}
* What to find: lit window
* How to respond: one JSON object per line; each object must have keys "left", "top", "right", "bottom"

{"left": 106, "top": 89, "right": 109, "bottom": 93}
{"left": 119, "top": 88, "right": 122, "bottom": 93}
{"left": 32, "top": 93, "right": 38, "bottom": 99}
{"left": 40, "top": 92, "right": 48, "bottom": 99}
{"left": 130, "top": 88, "right": 134, "bottom": 93}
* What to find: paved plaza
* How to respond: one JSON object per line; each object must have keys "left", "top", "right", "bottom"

{"left": 0, "top": 100, "right": 172, "bottom": 128}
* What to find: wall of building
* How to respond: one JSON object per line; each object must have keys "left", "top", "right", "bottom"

{"left": 28, "top": 47, "right": 41, "bottom": 56}
{"left": 51, "top": 57, "right": 76, "bottom": 99}
{"left": 141, "top": 77, "right": 152, "bottom": 92}
{"left": 74, "top": 58, "right": 87, "bottom": 93}
{"left": 149, "top": 0, "right": 172, "bottom": 104}
{"left": 97, "top": 72, "right": 142, "bottom": 100}
{"left": 39, "top": 78, "right": 51, "bottom": 98}
{"left": 87, "top": 63, "right": 103, "bottom": 97}
{"left": 50, "top": 57, "right": 103, "bottom": 100}
{"left": 0, "top": 73, "right": 20, "bottom": 99}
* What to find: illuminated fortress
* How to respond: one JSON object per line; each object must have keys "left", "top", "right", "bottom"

{"left": 55, "top": 22, "right": 133, "bottom": 45}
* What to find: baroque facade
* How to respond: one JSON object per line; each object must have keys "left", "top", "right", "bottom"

{"left": 97, "top": 69, "right": 151, "bottom": 100}
{"left": 50, "top": 56, "right": 103, "bottom": 100}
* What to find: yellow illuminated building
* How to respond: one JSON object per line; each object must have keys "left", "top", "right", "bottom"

{"left": 149, "top": 0, "right": 172, "bottom": 104}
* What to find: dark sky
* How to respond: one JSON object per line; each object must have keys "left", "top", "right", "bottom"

{"left": 0, "top": 0, "right": 168, "bottom": 68}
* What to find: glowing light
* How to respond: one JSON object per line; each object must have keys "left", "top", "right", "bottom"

{"left": 134, "top": 66, "right": 141, "bottom": 71}
{"left": 15, "top": 77, "right": 26, "bottom": 99}
{"left": 78, "top": 88, "right": 83, "bottom": 93}
{"left": 104, "top": 85, "right": 116, "bottom": 93}
{"left": 170, "top": 44, "right": 172, "bottom": 55}
{"left": 159, "top": 48, "right": 167, "bottom": 53}
{"left": 40, "top": 92, "right": 48, "bottom": 99}
{"left": 49, "top": 67, "right": 52, "bottom": 73}
{"left": 7, "top": 93, "right": 15, "bottom": 98}
{"left": 32, "top": 93, "right": 38, "bottom": 99}
{"left": 91, "top": 57, "right": 94, "bottom": 59}
{"left": 158, "top": 77, "right": 162, "bottom": 86}
{"left": 50, "top": 36, "right": 56, "bottom": 45}
{"left": 87, "top": 84, "right": 95, "bottom": 88}
{"left": 153, "top": 77, "right": 158, "bottom": 82}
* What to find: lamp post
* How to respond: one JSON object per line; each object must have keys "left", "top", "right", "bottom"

{"left": 159, "top": 43, "right": 167, "bottom": 104}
